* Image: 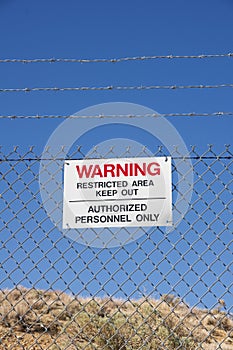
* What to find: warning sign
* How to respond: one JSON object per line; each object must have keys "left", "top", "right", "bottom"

{"left": 63, "top": 157, "right": 172, "bottom": 229}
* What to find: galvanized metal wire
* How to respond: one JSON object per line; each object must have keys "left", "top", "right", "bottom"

{"left": 0, "top": 112, "right": 233, "bottom": 119}
{"left": 0, "top": 84, "right": 233, "bottom": 93}
{"left": 0, "top": 53, "right": 232, "bottom": 64}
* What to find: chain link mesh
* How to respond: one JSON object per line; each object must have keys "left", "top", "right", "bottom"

{"left": 0, "top": 145, "right": 232, "bottom": 349}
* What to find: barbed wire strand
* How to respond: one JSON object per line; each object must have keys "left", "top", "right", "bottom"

{"left": 0, "top": 53, "right": 233, "bottom": 64}
{"left": 0, "top": 156, "right": 232, "bottom": 162}
{"left": 1, "top": 112, "right": 233, "bottom": 119}
{"left": 0, "top": 84, "right": 233, "bottom": 93}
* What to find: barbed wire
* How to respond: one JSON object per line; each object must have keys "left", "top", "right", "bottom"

{"left": 0, "top": 83, "right": 233, "bottom": 93}
{"left": 0, "top": 112, "right": 233, "bottom": 119}
{"left": 0, "top": 156, "right": 232, "bottom": 162}
{"left": 0, "top": 53, "right": 233, "bottom": 64}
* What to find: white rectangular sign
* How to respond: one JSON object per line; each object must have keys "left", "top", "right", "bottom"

{"left": 63, "top": 157, "right": 172, "bottom": 229}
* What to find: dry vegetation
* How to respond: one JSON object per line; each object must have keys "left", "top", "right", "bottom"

{"left": 0, "top": 287, "right": 232, "bottom": 350}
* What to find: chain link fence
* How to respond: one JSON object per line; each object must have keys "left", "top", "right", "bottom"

{"left": 0, "top": 145, "right": 232, "bottom": 349}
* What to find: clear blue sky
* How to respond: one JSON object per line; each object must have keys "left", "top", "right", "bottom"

{"left": 0, "top": 0, "right": 233, "bottom": 148}
{"left": 0, "top": 0, "right": 232, "bottom": 311}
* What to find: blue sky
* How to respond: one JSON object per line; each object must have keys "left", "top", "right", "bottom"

{"left": 0, "top": 0, "right": 233, "bottom": 311}
{"left": 0, "top": 0, "right": 233, "bottom": 148}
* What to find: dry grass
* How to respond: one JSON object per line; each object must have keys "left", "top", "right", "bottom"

{"left": 0, "top": 287, "right": 232, "bottom": 349}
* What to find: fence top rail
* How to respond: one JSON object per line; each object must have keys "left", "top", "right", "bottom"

{"left": 0, "top": 145, "right": 232, "bottom": 162}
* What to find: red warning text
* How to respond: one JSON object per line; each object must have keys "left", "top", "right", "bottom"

{"left": 76, "top": 162, "right": 161, "bottom": 179}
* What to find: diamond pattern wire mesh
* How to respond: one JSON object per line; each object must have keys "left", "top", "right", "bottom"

{"left": 0, "top": 145, "right": 232, "bottom": 350}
